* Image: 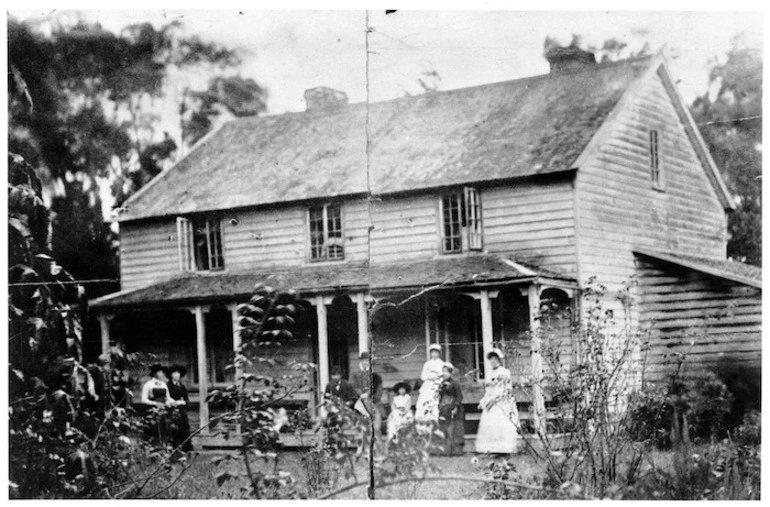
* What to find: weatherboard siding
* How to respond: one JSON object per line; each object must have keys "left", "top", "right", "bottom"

{"left": 119, "top": 181, "right": 581, "bottom": 291}
{"left": 368, "top": 195, "right": 440, "bottom": 263}
{"left": 119, "top": 221, "right": 179, "bottom": 291}
{"left": 483, "top": 181, "right": 577, "bottom": 275}
{"left": 223, "top": 207, "right": 307, "bottom": 270}
{"left": 575, "top": 71, "right": 727, "bottom": 305}
{"left": 636, "top": 258, "right": 761, "bottom": 383}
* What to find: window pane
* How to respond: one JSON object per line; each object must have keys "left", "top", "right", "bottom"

{"left": 650, "top": 130, "right": 660, "bottom": 186}
{"left": 309, "top": 207, "right": 325, "bottom": 259}
{"left": 327, "top": 205, "right": 342, "bottom": 238}
{"left": 209, "top": 219, "right": 224, "bottom": 269}
{"left": 442, "top": 194, "right": 462, "bottom": 253}
{"left": 192, "top": 221, "right": 210, "bottom": 270}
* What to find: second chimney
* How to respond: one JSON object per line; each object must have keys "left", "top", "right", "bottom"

{"left": 304, "top": 87, "right": 349, "bottom": 111}
{"left": 545, "top": 46, "right": 597, "bottom": 74}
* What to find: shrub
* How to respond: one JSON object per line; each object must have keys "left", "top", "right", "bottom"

{"left": 622, "top": 440, "right": 760, "bottom": 500}
{"left": 735, "top": 410, "right": 761, "bottom": 446}
{"left": 629, "top": 371, "right": 734, "bottom": 448}
{"left": 716, "top": 362, "right": 761, "bottom": 430}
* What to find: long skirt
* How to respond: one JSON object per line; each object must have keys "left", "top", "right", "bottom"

{"left": 387, "top": 409, "right": 414, "bottom": 441}
{"left": 414, "top": 381, "right": 440, "bottom": 423}
{"left": 474, "top": 402, "right": 518, "bottom": 454}
{"left": 438, "top": 405, "right": 465, "bottom": 455}
{"left": 171, "top": 408, "right": 193, "bottom": 452}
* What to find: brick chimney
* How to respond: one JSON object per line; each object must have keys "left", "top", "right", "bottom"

{"left": 545, "top": 46, "right": 597, "bottom": 73}
{"left": 303, "top": 87, "right": 349, "bottom": 111}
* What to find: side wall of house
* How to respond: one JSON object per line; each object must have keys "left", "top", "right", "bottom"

{"left": 575, "top": 68, "right": 728, "bottom": 322}
{"left": 636, "top": 258, "right": 761, "bottom": 384}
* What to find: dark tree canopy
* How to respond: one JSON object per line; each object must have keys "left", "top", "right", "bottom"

{"left": 691, "top": 34, "right": 762, "bottom": 265}
{"left": 8, "top": 16, "right": 267, "bottom": 293}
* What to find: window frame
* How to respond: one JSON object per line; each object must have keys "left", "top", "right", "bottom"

{"left": 439, "top": 186, "right": 483, "bottom": 254}
{"left": 308, "top": 203, "right": 345, "bottom": 262}
{"left": 649, "top": 129, "right": 664, "bottom": 190}
{"left": 177, "top": 215, "right": 225, "bottom": 272}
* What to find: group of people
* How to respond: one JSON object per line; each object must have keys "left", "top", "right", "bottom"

{"left": 323, "top": 343, "right": 520, "bottom": 456}
{"left": 414, "top": 344, "right": 519, "bottom": 455}
{"left": 141, "top": 364, "right": 193, "bottom": 452}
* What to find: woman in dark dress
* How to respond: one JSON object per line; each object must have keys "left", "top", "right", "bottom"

{"left": 438, "top": 363, "right": 465, "bottom": 456}
{"left": 141, "top": 364, "right": 173, "bottom": 445}
{"left": 167, "top": 365, "right": 193, "bottom": 452}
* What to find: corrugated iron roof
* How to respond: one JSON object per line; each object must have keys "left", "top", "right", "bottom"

{"left": 119, "top": 57, "right": 653, "bottom": 222}
{"left": 90, "top": 255, "right": 575, "bottom": 309}
{"left": 634, "top": 248, "right": 761, "bottom": 289}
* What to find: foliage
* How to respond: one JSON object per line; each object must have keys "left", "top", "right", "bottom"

{"left": 181, "top": 75, "right": 267, "bottom": 147}
{"left": 542, "top": 34, "right": 650, "bottom": 63}
{"left": 514, "top": 278, "right": 648, "bottom": 498}
{"left": 734, "top": 410, "right": 761, "bottom": 447}
{"left": 8, "top": 152, "right": 190, "bottom": 498}
{"left": 621, "top": 441, "right": 760, "bottom": 500}
{"left": 690, "top": 33, "right": 762, "bottom": 265}
{"left": 8, "top": 15, "right": 266, "bottom": 294}
{"left": 207, "top": 284, "right": 308, "bottom": 499}
{"left": 628, "top": 371, "right": 734, "bottom": 448}
{"left": 716, "top": 361, "right": 761, "bottom": 430}
{"left": 478, "top": 459, "right": 554, "bottom": 499}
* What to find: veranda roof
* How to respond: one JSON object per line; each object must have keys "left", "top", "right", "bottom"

{"left": 633, "top": 248, "right": 762, "bottom": 289}
{"left": 89, "top": 255, "right": 575, "bottom": 310}
{"left": 118, "top": 57, "right": 653, "bottom": 222}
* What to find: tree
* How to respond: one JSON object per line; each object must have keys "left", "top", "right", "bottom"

{"left": 180, "top": 75, "right": 268, "bottom": 149}
{"left": 8, "top": 15, "right": 268, "bottom": 296}
{"left": 543, "top": 34, "right": 650, "bottom": 62}
{"left": 691, "top": 33, "right": 762, "bottom": 265}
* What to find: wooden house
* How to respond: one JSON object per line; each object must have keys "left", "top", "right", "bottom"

{"left": 90, "top": 48, "right": 761, "bottom": 439}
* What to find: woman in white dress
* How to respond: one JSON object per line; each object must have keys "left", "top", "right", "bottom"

{"left": 475, "top": 348, "right": 519, "bottom": 454}
{"left": 387, "top": 382, "right": 414, "bottom": 442}
{"left": 414, "top": 344, "right": 445, "bottom": 424}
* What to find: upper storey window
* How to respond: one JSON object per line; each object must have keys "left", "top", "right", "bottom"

{"left": 440, "top": 187, "right": 482, "bottom": 254}
{"left": 309, "top": 204, "right": 344, "bottom": 261}
{"left": 177, "top": 216, "right": 224, "bottom": 272}
{"left": 650, "top": 129, "right": 663, "bottom": 189}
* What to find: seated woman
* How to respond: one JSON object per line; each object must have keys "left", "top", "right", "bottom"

{"left": 140, "top": 364, "right": 176, "bottom": 445}
{"left": 414, "top": 344, "right": 445, "bottom": 425}
{"left": 141, "top": 364, "right": 173, "bottom": 408}
{"left": 387, "top": 381, "right": 414, "bottom": 442}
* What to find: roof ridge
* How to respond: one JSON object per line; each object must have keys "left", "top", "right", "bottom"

{"left": 233, "top": 54, "right": 655, "bottom": 123}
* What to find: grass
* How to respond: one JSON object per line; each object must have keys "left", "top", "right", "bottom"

{"left": 159, "top": 449, "right": 544, "bottom": 499}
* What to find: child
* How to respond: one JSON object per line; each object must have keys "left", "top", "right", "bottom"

{"left": 387, "top": 381, "right": 414, "bottom": 442}
{"left": 438, "top": 363, "right": 465, "bottom": 455}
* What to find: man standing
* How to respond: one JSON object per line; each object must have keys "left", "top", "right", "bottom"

{"left": 324, "top": 366, "right": 358, "bottom": 408}
{"left": 349, "top": 351, "right": 384, "bottom": 438}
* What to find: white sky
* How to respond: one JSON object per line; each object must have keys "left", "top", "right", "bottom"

{"left": 10, "top": 8, "right": 763, "bottom": 116}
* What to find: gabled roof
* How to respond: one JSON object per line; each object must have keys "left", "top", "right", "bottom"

{"left": 90, "top": 255, "right": 575, "bottom": 309}
{"left": 634, "top": 248, "right": 761, "bottom": 289}
{"left": 119, "top": 57, "right": 654, "bottom": 222}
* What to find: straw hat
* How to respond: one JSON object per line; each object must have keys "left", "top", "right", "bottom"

{"left": 486, "top": 348, "right": 505, "bottom": 360}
